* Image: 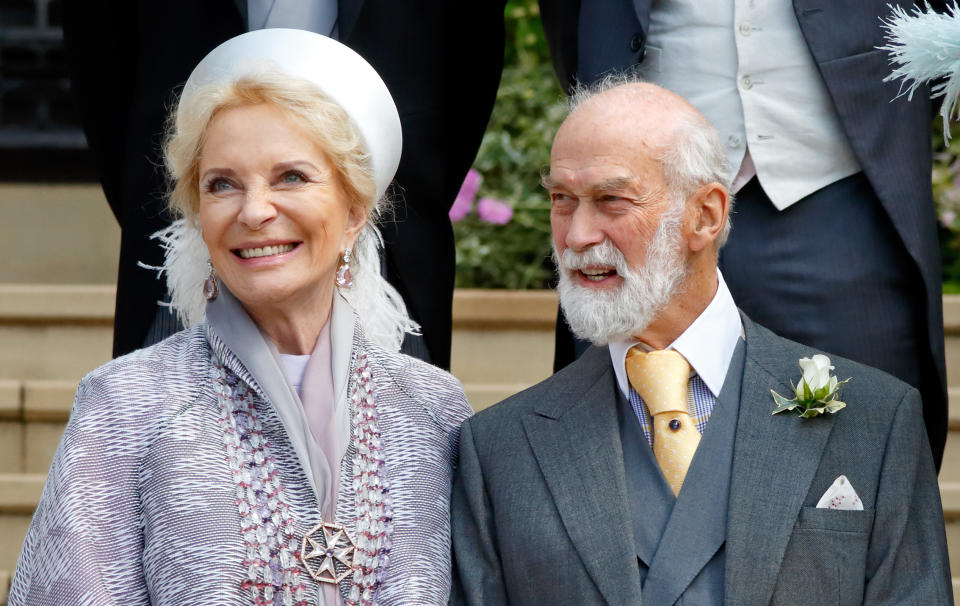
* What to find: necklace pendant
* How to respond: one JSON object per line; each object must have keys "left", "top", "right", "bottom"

{"left": 299, "top": 521, "right": 356, "bottom": 585}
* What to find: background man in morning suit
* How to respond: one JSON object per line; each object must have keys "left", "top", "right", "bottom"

{"left": 451, "top": 79, "right": 950, "bottom": 605}
{"left": 538, "top": 0, "right": 949, "bottom": 469}
{"left": 61, "top": 0, "right": 505, "bottom": 368}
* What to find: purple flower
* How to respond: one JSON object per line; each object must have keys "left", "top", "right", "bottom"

{"left": 477, "top": 197, "right": 513, "bottom": 225}
{"left": 941, "top": 209, "right": 957, "bottom": 228}
{"left": 450, "top": 169, "right": 482, "bottom": 222}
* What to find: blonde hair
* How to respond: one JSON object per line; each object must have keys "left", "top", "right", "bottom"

{"left": 165, "top": 70, "right": 376, "bottom": 221}
{"left": 157, "top": 69, "right": 417, "bottom": 350}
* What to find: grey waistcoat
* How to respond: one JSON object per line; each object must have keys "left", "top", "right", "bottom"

{"left": 620, "top": 339, "right": 746, "bottom": 605}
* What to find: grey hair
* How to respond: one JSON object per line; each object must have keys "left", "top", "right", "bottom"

{"left": 660, "top": 115, "right": 734, "bottom": 246}
{"left": 567, "top": 69, "right": 647, "bottom": 112}
{"left": 567, "top": 71, "right": 735, "bottom": 246}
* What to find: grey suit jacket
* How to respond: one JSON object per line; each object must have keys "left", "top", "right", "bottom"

{"left": 451, "top": 316, "right": 951, "bottom": 605}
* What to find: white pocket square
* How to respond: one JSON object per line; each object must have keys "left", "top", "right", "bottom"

{"left": 816, "top": 475, "right": 863, "bottom": 511}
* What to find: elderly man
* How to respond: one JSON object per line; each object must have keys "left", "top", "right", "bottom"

{"left": 450, "top": 80, "right": 951, "bottom": 604}
{"left": 540, "top": 0, "right": 948, "bottom": 472}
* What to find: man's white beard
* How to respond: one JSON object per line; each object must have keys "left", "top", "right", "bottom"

{"left": 554, "top": 202, "right": 689, "bottom": 346}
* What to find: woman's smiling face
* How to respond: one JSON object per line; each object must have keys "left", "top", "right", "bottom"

{"left": 198, "top": 102, "right": 364, "bottom": 317}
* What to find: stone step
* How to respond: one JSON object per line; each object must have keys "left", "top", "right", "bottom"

{"left": 0, "top": 284, "right": 115, "bottom": 322}
{"left": 0, "top": 379, "right": 76, "bottom": 476}
{"left": 451, "top": 289, "right": 555, "bottom": 410}
{"left": 0, "top": 184, "right": 118, "bottom": 284}
{"left": 0, "top": 285, "right": 113, "bottom": 382}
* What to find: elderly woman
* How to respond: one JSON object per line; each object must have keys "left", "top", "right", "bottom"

{"left": 11, "top": 30, "right": 471, "bottom": 606}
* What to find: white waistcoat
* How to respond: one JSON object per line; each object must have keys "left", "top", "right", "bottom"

{"left": 637, "top": 0, "right": 860, "bottom": 209}
{"left": 247, "top": 0, "right": 339, "bottom": 38}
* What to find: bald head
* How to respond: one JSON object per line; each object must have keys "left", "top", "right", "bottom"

{"left": 560, "top": 82, "right": 708, "bottom": 160}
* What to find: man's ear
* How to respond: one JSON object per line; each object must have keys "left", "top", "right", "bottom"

{"left": 687, "top": 182, "right": 729, "bottom": 253}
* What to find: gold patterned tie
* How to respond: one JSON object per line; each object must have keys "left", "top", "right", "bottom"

{"left": 625, "top": 348, "right": 700, "bottom": 496}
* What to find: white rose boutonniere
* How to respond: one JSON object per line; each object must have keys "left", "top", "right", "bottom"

{"left": 772, "top": 354, "right": 851, "bottom": 418}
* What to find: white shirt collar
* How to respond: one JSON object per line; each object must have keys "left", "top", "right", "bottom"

{"left": 609, "top": 269, "right": 742, "bottom": 398}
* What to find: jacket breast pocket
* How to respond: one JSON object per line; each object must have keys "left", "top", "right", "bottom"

{"left": 797, "top": 506, "right": 874, "bottom": 533}
{"left": 769, "top": 507, "right": 873, "bottom": 606}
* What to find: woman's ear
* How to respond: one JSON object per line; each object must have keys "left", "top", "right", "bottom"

{"left": 687, "top": 182, "right": 729, "bottom": 253}
{"left": 342, "top": 202, "right": 367, "bottom": 251}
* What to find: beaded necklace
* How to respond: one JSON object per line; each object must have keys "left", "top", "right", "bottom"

{"left": 213, "top": 350, "right": 393, "bottom": 606}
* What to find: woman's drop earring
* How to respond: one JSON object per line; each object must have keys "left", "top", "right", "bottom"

{"left": 336, "top": 248, "right": 353, "bottom": 288}
{"left": 203, "top": 260, "right": 219, "bottom": 301}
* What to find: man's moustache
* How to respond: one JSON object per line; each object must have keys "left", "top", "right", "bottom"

{"left": 559, "top": 244, "right": 626, "bottom": 272}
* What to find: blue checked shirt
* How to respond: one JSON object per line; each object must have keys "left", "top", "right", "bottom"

{"left": 629, "top": 375, "right": 716, "bottom": 446}
{"left": 610, "top": 270, "right": 743, "bottom": 447}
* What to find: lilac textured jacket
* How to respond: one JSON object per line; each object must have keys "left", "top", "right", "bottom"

{"left": 11, "top": 292, "right": 472, "bottom": 605}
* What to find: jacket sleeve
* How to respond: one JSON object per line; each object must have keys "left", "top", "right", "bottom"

{"left": 450, "top": 419, "right": 511, "bottom": 606}
{"left": 9, "top": 374, "right": 150, "bottom": 605}
{"left": 538, "top": 0, "right": 581, "bottom": 92}
{"left": 862, "top": 388, "right": 953, "bottom": 604}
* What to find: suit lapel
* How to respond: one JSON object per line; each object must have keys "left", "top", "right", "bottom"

{"left": 725, "top": 317, "right": 838, "bottom": 604}
{"left": 337, "top": 0, "right": 364, "bottom": 41}
{"left": 522, "top": 347, "right": 644, "bottom": 606}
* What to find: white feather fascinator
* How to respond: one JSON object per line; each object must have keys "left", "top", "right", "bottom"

{"left": 881, "top": 3, "right": 960, "bottom": 141}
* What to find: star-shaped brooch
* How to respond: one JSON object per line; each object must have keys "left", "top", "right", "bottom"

{"left": 299, "top": 521, "right": 356, "bottom": 584}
